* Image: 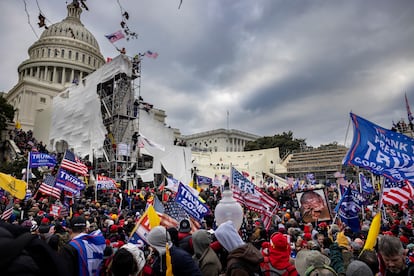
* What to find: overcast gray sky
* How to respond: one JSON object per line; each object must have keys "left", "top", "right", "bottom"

{"left": 1, "top": 0, "right": 414, "bottom": 147}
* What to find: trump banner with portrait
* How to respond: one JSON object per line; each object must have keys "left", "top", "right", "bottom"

{"left": 296, "top": 189, "right": 331, "bottom": 223}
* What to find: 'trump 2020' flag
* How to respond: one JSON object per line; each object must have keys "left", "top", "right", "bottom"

{"left": 29, "top": 152, "right": 57, "bottom": 168}
{"left": 175, "top": 183, "right": 209, "bottom": 222}
{"left": 343, "top": 113, "right": 414, "bottom": 183}
{"left": 197, "top": 175, "right": 212, "bottom": 185}
{"left": 104, "top": 30, "right": 125, "bottom": 43}
{"left": 55, "top": 168, "right": 86, "bottom": 194}
{"left": 382, "top": 178, "right": 414, "bottom": 206}
{"left": 61, "top": 150, "right": 88, "bottom": 176}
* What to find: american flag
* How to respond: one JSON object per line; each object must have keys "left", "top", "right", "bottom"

{"left": 233, "top": 185, "right": 278, "bottom": 230}
{"left": 1, "top": 199, "right": 14, "bottom": 221}
{"left": 382, "top": 179, "right": 414, "bottom": 206}
{"left": 38, "top": 175, "right": 61, "bottom": 199}
{"left": 163, "top": 198, "right": 200, "bottom": 232}
{"left": 233, "top": 186, "right": 278, "bottom": 216}
{"left": 61, "top": 150, "right": 88, "bottom": 176}
{"left": 104, "top": 30, "right": 125, "bottom": 43}
{"left": 144, "top": 50, "right": 158, "bottom": 59}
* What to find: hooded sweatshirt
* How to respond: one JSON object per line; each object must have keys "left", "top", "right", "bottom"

{"left": 192, "top": 230, "right": 222, "bottom": 276}
{"left": 214, "top": 220, "right": 245, "bottom": 252}
{"left": 215, "top": 221, "right": 263, "bottom": 276}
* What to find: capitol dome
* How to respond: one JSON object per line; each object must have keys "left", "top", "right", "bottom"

{"left": 17, "top": 1, "right": 105, "bottom": 88}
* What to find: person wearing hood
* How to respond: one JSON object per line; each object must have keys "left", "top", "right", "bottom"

{"left": 146, "top": 226, "right": 201, "bottom": 276}
{"left": 192, "top": 229, "right": 222, "bottom": 276}
{"left": 215, "top": 220, "right": 264, "bottom": 276}
{"left": 111, "top": 243, "right": 146, "bottom": 276}
{"left": 261, "top": 232, "right": 298, "bottom": 275}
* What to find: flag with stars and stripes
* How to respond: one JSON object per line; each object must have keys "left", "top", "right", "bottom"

{"left": 61, "top": 150, "right": 88, "bottom": 176}
{"left": 382, "top": 179, "right": 414, "bottom": 206}
{"left": 0, "top": 199, "right": 14, "bottom": 221}
{"left": 164, "top": 198, "right": 200, "bottom": 232}
{"left": 38, "top": 175, "right": 61, "bottom": 199}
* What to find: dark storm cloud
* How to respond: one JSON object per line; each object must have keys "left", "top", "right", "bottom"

{"left": 1, "top": 0, "right": 414, "bottom": 147}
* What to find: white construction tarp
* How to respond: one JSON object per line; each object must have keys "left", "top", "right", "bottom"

{"left": 49, "top": 55, "right": 132, "bottom": 157}
{"left": 49, "top": 54, "right": 192, "bottom": 183}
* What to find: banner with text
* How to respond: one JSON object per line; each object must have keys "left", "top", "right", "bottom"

{"left": 96, "top": 175, "right": 117, "bottom": 190}
{"left": 56, "top": 168, "right": 85, "bottom": 194}
{"left": 29, "top": 152, "right": 57, "bottom": 168}
{"left": 231, "top": 167, "right": 256, "bottom": 194}
{"left": 343, "top": 113, "right": 414, "bottom": 183}
{"left": 175, "top": 183, "right": 209, "bottom": 222}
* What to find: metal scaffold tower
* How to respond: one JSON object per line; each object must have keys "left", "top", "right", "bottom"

{"left": 96, "top": 55, "right": 142, "bottom": 186}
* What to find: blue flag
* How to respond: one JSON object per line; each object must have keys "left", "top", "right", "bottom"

{"left": 69, "top": 230, "right": 105, "bottom": 276}
{"left": 175, "top": 183, "right": 209, "bottom": 222}
{"left": 29, "top": 152, "right": 57, "bottom": 168}
{"left": 343, "top": 113, "right": 414, "bottom": 183}
{"left": 197, "top": 175, "right": 212, "bottom": 185}
{"left": 55, "top": 168, "right": 85, "bottom": 194}
{"left": 359, "top": 173, "right": 374, "bottom": 193}
{"left": 231, "top": 167, "right": 256, "bottom": 194}
{"left": 338, "top": 188, "right": 361, "bottom": 232}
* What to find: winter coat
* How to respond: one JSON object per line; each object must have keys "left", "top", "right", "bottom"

{"left": 151, "top": 245, "right": 202, "bottom": 276}
{"left": 193, "top": 229, "right": 222, "bottom": 276}
{"left": 0, "top": 222, "right": 69, "bottom": 276}
{"left": 329, "top": 243, "right": 345, "bottom": 275}
{"left": 195, "top": 246, "right": 222, "bottom": 276}
{"left": 226, "top": 243, "right": 264, "bottom": 276}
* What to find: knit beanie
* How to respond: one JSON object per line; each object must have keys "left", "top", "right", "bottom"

{"left": 269, "top": 233, "right": 291, "bottom": 270}
{"left": 346, "top": 260, "right": 373, "bottom": 276}
{"left": 336, "top": 231, "right": 349, "bottom": 248}
{"left": 147, "top": 226, "right": 172, "bottom": 255}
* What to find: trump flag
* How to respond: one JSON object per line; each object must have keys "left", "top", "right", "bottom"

{"left": 343, "top": 113, "right": 414, "bottom": 184}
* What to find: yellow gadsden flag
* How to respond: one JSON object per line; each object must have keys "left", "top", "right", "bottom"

{"left": 0, "top": 173, "right": 27, "bottom": 199}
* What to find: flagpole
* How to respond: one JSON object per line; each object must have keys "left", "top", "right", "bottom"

{"left": 358, "top": 171, "right": 365, "bottom": 220}
{"left": 26, "top": 152, "right": 30, "bottom": 188}
{"left": 378, "top": 176, "right": 385, "bottom": 210}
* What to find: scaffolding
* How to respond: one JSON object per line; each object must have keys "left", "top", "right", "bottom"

{"left": 96, "top": 55, "right": 142, "bottom": 185}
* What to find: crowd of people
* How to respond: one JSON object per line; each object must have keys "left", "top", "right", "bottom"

{"left": 2, "top": 130, "right": 414, "bottom": 275}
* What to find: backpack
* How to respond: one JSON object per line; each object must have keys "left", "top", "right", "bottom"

{"left": 227, "top": 261, "right": 264, "bottom": 276}
{"left": 260, "top": 260, "right": 296, "bottom": 276}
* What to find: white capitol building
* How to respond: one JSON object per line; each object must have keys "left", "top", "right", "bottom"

{"left": 5, "top": 1, "right": 105, "bottom": 139}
